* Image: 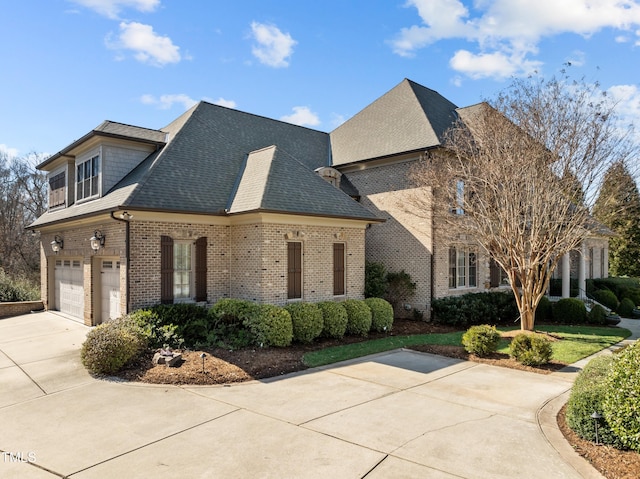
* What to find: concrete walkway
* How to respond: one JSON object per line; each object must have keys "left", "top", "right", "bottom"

{"left": 0, "top": 312, "right": 636, "bottom": 478}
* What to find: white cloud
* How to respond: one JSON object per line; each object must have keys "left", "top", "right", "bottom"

{"left": 0, "top": 144, "right": 19, "bottom": 158}
{"left": 213, "top": 97, "right": 237, "bottom": 109}
{"left": 250, "top": 22, "right": 296, "bottom": 68}
{"left": 330, "top": 113, "right": 346, "bottom": 129}
{"left": 449, "top": 49, "right": 541, "bottom": 79}
{"left": 280, "top": 106, "right": 320, "bottom": 127}
{"left": 141, "top": 93, "right": 198, "bottom": 110}
{"left": 69, "top": 0, "right": 159, "bottom": 19}
{"left": 109, "top": 21, "right": 181, "bottom": 66}
{"left": 392, "top": 0, "right": 640, "bottom": 79}
{"left": 608, "top": 84, "right": 640, "bottom": 142}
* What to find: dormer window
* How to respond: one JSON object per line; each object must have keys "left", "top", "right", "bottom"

{"left": 76, "top": 154, "right": 100, "bottom": 201}
{"left": 48, "top": 171, "right": 66, "bottom": 209}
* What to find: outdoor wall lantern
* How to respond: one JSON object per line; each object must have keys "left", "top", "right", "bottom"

{"left": 50, "top": 235, "right": 64, "bottom": 254}
{"left": 90, "top": 231, "right": 105, "bottom": 252}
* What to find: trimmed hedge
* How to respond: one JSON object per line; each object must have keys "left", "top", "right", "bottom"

{"left": 461, "top": 324, "right": 501, "bottom": 357}
{"left": 364, "top": 297, "right": 394, "bottom": 332}
{"left": 535, "top": 295, "right": 552, "bottom": 322}
{"left": 245, "top": 304, "right": 293, "bottom": 347}
{"left": 509, "top": 333, "right": 552, "bottom": 366}
{"left": 603, "top": 342, "right": 640, "bottom": 451}
{"left": 149, "top": 303, "right": 210, "bottom": 347}
{"left": 617, "top": 297, "right": 636, "bottom": 318}
{"left": 587, "top": 304, "right": 608, "bottom": 325}
{"left": 592, "top": 289, "right": 619, "bottom": 311}
{"left": 285, "top": 302, "right": 324, "bottom": 343}
{"left": 342, "top": 299, "right": 372, "bottom": 337}
{"left": 552, "top": 298, "right": 587, "bottom": 324}
{"left": 209, "top": 299, "right": 259, "bottom": 325}
{"left": 317, "top": 301, "right": 348, "bottom": 339}
{"left": 431, "top": 291, "right": 518, "bottom": 326}
{"left": 566, "top": 355, "right": 623, "bottom": 447}
{"left": 81, "top": 317, "right": 147, "bottom": 374}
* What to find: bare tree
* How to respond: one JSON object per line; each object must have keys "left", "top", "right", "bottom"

{"left": 410, "top": 75, "right": 637, "bottom": 331}
{"left": 0, "top": 152, "right": 47, "bottom": 281}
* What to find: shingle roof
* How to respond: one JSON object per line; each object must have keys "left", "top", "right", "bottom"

{"left": 37, "top": 121, "right": 167, "bottom": 169}
{"left": 330, "top": 79, "right": 459, "bottom": 166}
{"left": 31, "top": 101, "right": 380, "bottom": 227}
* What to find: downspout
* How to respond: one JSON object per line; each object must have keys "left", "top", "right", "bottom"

{"left": 111, "top": 211, "right": 131, "bottom": 314}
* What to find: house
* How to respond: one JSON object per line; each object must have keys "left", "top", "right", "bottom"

{"left": 29, "top": 79, "right": 610, "bottom": 325}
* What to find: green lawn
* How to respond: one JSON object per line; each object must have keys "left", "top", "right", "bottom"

{"left": 303, "top": 325, "right": 631, "bottom": 368}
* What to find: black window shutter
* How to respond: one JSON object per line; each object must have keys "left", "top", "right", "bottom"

{"left": 288, "top": 242, "right": 302, "bottom": 299}
{"left": 333, "top": 243, "right": 345, "bottom": 295}
{"left": 161, "top": 236, "right": 174, "bottom": 304}
{"left": 195, "top": 236, "right": 207, "bottom": 302}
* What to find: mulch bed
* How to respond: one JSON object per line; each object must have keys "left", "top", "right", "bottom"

{"left": 111, "top": 318, "right": 639, "bottom": 478}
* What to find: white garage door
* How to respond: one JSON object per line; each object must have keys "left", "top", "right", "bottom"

{"left": 54, "top": 259, "right": 84, "bottom": 320}
{"left": 100, "top": 259, "right": 121, "bottom": 322}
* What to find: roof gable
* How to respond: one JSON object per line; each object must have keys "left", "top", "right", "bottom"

{"left": 330, "top": 79, "right": 458, "bottom": 166}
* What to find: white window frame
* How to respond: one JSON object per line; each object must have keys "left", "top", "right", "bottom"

{"left": 449, "top": 246, "right": 478, "bottom": 289}
{"left": 75, "top": 150, "right": 101, "bottom": 202}
{"left": 173, "top": 241, "right": 194, "bottom": 302}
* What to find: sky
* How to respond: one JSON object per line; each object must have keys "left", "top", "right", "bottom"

{"left": 1, "top": 0, "right": 640, "bottom": 160}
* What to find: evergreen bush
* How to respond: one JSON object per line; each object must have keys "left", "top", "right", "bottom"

{"left": 603, "top": 342, "right": 640, "bottom": 451}
{"left": 80, "top": 317, "right": 147, "bottom": 374}
{"left": 317, "top": 301, "right": 348, "bottom": 339}
{"left": 552, "top": 298, "right": 587, "bottom": 324}
{"left": 566, "top": 356, "right": 623, "bottom": 447}
{"left": 431, "top": 291, "right": 518, "bottom": 326}
{"left": 285, "top": 302, "right": 324, "bottom": 343}
{"left": 587, "top": 304, "right": 608, "bottom": 325}
{"left": 244, "top": 304, "right": 293, "bottom": 347}
{"left": 617, "top": 297, "right": 636, "bottom": 318}
{"left": 535, "top": 295, "right": 552, "bottom": 322}
{"left": 364, "top": 297, "right": 394, "bottom": 332}
{"left": 342, "top": 299, "right": 372, "bottom": 336}
{"left": 149, "top": 303, "right": 210, "bottom": 346}
{"left": 461, "top": 325, "right": 501, "bottom": 357}
{"left": 592, "top": 289, "right": 619, "bottom": 311}
{"left": 509, "top": 333, "right": 552, "bottom": 366}
{"left": 364, "top": 261, "right": 387, "bottom": 298}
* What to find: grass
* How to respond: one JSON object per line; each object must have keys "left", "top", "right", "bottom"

{"left": 303, "top": 325, "right": 631, "bottom": 368}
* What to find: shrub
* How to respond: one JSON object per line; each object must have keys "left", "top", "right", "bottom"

{"left": 206, "top": 299, "right": 258, "bottom": 349}
{"left": 285, "top": 302, "right": 324, "bottom": 343}
{"left": 209, "top": 299, "right": 259, "bottom": 325}
{"left": 244, "top": 304, "right": 293, "bottom": 347}
{"left": 592, "top": 289, "right": 619, "bottom": 311}
{"left": 566, "top": 356, "right": 623, "bottom": 447}
{"left": 552, "top": 298, "right": 587, "bottom": 324}
{"left": 535, "top": 296, "right": 552, "bottom": 322}
{"left": 603, "top": 342, "right": 640, "bottom": 451}
{"left": 364, "top": 297, "right": 394, "bottom": 332}
{"left": 80, "top": 317, "right": 147, "bottom": 374}
{"left": 509, "top": 333, "right": 552, "bottom": 366}
{"left": 461, "top": 325, "right": 501, "bottom": 357}
{"left": 149, "top": 303, "right": 210, "bottom": 346}
{"left": 617, "top": 297, "right": 636, "bottom": 318}
{"left": 317, "top": 302, "right": 348, "bottom": 339}
{"left": 342, "top": 299, "right": 372, "bottom": 337}
{"left": 593, "top": 277, "right": 640, "bottom": 301}
{"left": 0, "top": 268, "right": 40, "bottom": 302}
{"left": 620, "top": 288, "right": 640, "bottom": 307}
{"left": 128, "top": 309, "right": 184, "bottom": 349}
{"left": 431, "top": 291, "right": 518, "bottom": 327}
{"left": 587, "top": 304, "right": 608, "bottom": 326}
{"left": 365, "top": 261, "right": 387, "bottom": 298}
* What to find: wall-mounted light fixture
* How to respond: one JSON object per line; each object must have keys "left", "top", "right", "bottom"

{"left": 118, "top": 211, "right": 133, "bottom": 220}
{"left": 90, "top": 231, "right": 105, "bottom": 252}
{"left": 50, "top": 235, "right": 64, "bottom": 254}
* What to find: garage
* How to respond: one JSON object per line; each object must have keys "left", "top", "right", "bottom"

{"left": 100, "top": 259, "right": 121, "bottom": 322}
{"left": 54, "top": 258, "right": 84, "bottom": 320}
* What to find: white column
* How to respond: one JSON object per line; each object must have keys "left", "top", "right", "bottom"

{"left": 603, "top": 245, "right": 609, "bottom": 278}
{"left": 578, "top": 242, "right": 586, "bottom": 299}
{"left": 562, "top": 253, "right": 571, "bottom": 298}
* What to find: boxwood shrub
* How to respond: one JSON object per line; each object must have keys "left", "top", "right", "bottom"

{"left": 285, "top": 302, "right": 324, "bottom": 343}
{"left": 587, "top": 304, "right": 608, "bottom": 326}
{"left": 342, "top": 299, "right": 372, "bottom": 337}
{"left": 128, "top": 308, "right": 184, "bottom": 349}
{"left": 617, "top": 297, "right": 636, "bottom": 318}
{"left": 566, "top": 355, "right": 622, "bottom": 447}
{"left": 317, "top": 301, "right": 348, "bottom": 339}
{"left": 552, "top": 298, "right": 586, "bottom": 324}
{"left": 431, "top": 291, "right": 518, "bottom": 326}
{"left": 509, "top": 333, "right": 552, "bottom": 366}
{"left": 149, "top": 303, "right": 210, "bottom": 346}
{"left": 461, "top": 324, "right": 501, "bottom": 357}
{"left": 592, "top": 289, "right": 619, "bottom": 311}
{"left": 603, "top": 342, "right": 640, "bottom": 451}
{"left": 244, "top": 304, "right": 293, "bottom": 347}
{"left": 364, "top": 297, "right": 394, "bottom": 332}
{"left": 209, "top": 299, "right": 259, "bottom": 325}
{"left": 81, "top": 317, "right": 147, "bottom": 374}
{"left": 535, "top": 295, "right": 552, "bottom": 322}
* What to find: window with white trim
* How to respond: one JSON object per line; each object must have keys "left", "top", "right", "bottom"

{"left": 449, "top": 246, "right": 478, "bottom": 289}
{"left": 76, "top": 154, "right": 100, "bottom": 201}
{"left": 173, "top": 241, "right": 192, "bottom": 301}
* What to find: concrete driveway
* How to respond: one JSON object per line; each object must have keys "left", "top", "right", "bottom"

{"left": 1, "top": 312, "right": 635, "bottom": 479}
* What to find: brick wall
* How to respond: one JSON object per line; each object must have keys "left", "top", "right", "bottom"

{"left": 0, "top": 301, "right": 44, "bottom": 319}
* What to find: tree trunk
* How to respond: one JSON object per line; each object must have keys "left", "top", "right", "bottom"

{"left": 520, "top": 308, "right": 535, "bottom": 331}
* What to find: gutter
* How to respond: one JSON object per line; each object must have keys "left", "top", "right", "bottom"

{"left": 111, "top": 211, "right": 132, "bottom": 314}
